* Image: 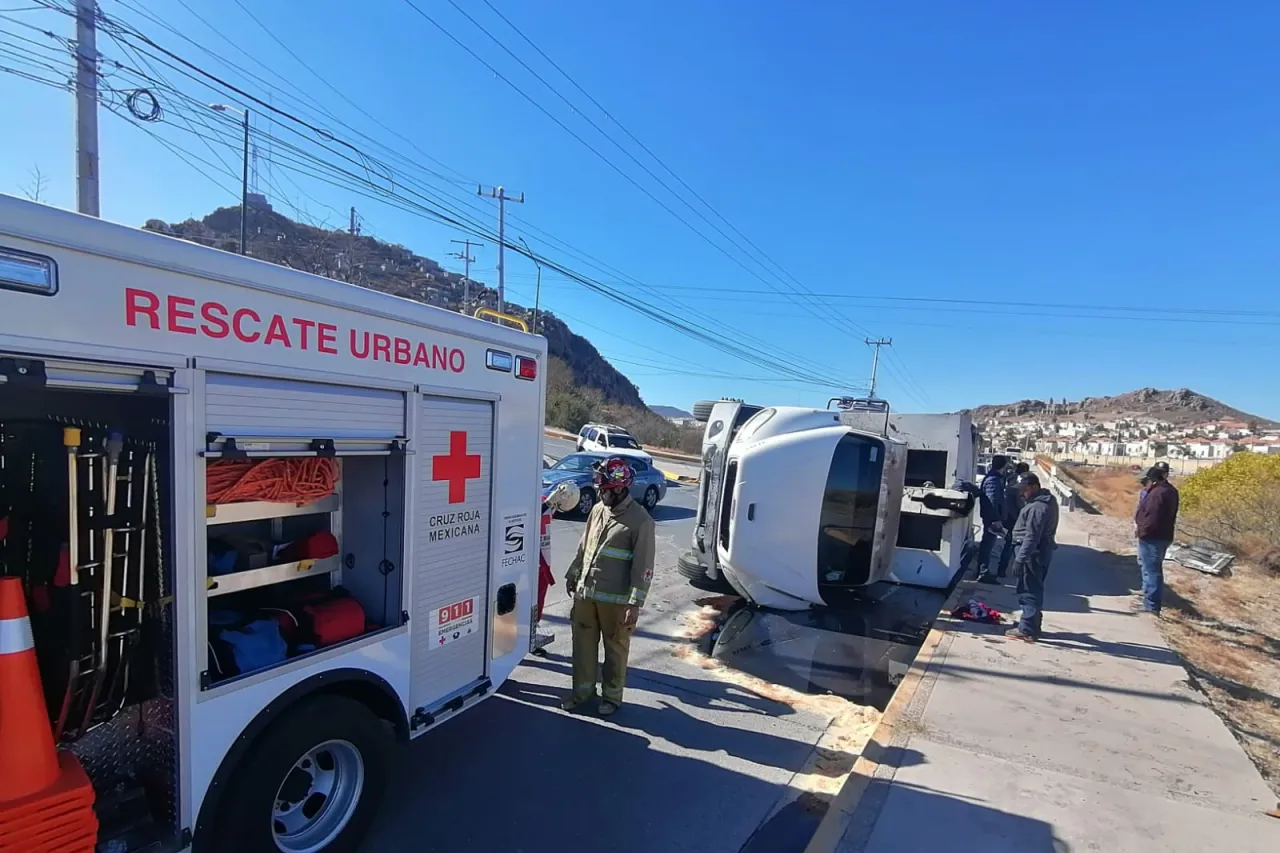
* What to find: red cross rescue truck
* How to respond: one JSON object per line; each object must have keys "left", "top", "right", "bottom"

{"left": 0, "top": 194, "right": 546, "bottom": 852}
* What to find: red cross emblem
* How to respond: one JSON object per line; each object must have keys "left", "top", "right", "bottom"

{"left": 432, "top": 430, "right": 481, "bottom": 504}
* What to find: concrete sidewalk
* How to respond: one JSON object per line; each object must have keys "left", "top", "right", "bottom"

{"left": 827, "top": 515, "right": 1280, "bottom": 853}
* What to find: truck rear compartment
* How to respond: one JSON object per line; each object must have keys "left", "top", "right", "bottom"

{"left": 202, "top": 451, "right": 405, "bottom": 690}
{"left": 0, "top": 379, "right": 181, "bottom": 850}
{"left": 1, "top": 364, "right": 410, "bottom": 851}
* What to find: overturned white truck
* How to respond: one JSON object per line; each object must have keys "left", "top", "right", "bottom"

{"left": 679, "top": 398, "right": 981, "bottom": 610}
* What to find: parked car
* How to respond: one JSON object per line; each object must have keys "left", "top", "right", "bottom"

{"left": 576, "top": 423, "right": 653, "bottom": 464}
{"left": 542, "top": 451, "right": 667, "bottom": 516}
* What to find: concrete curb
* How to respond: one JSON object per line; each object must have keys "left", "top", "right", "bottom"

{"left": 802, "top": 574, "right": 977, "bottom": 853}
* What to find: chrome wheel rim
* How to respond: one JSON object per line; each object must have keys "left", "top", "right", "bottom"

{"left": 272, "top": 739, "right": 365, "bottom": 853}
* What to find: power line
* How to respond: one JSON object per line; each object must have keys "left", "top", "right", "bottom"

{"left": 225, "top": 0, "right": 473, "bottom": 187}
{"left": 428, "top": 0, "right": 932, "bottom": 400}
{"left": 502, "top": 276, "right": 1280, "bottom": 325}
{"left": 30, "top": 5, "right": 870, "bottom": 393}
{"left": 91, "top": 1, "right": 862, "bottom": 389}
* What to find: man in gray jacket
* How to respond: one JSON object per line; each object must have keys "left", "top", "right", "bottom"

{"left": 1006, "top": 472, "right": 1059, "bottom": 642}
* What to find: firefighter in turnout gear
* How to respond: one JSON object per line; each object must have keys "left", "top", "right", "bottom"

{"left": 562, "top": 456, "right": 656, "bottom": 716}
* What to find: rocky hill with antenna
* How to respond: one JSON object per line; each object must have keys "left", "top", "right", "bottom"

{"left": 962, "top": 388, "right": 1274, "bottom": 426}
{"left": 142, "top": 204, "right": 644, "bottom": 409}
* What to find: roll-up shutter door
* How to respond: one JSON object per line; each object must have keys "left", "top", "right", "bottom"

{"left": 410, "top": 395, "right": 493, "bottom": 710}
{"left": 0, "top": 354, "right": 173, "bottom": 394}
{"left": 204, "top": 373, "right": 406, "bottom": 440}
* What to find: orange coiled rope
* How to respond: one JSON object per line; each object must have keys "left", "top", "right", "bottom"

{"left": 206, "top": 458, "right": 340, "bottom": 505}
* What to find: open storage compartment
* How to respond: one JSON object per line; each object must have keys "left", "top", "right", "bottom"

{"left": 0, "top": 355, "right": 181, "bottom": 851}
{"left": 200, "top": 373, "right": 408, "bottom": 690}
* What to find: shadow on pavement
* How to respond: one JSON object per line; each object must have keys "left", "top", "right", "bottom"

{"left": 651, "top": 503, "right": 697, "bottom": 521}
{"left": 839, "top": 779, "right": 1072, "bottom": 853}
{"left": 361, "top": 688, "right": 812, "bottom": 853}
{"left": 515, "top": 653, "right": 803, "bottom": 722}
{"left": 943, "top": 543, "right": 1199, "bottom": 703}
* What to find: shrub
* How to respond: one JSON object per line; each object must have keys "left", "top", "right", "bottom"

{"left": 1178, "top": 452, "right": 1280, "bottom": 555}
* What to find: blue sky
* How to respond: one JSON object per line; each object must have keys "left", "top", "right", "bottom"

{"left": 3, "top": 1, "right": 1279, "bottom": 417}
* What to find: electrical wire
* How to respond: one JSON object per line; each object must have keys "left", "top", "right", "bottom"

{"left": 412, "top": 0, "right": 934, "bottom": 403}
{"left": 93, "top": 1, "right": 862, "bottom": 390}
{"left": 94, "top": 42, "right": 863, "bottom": 390}
{"left": 21, "top": 4, "right": 874, "bottom": 395}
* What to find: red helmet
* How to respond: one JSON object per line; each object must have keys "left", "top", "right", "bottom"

{"left": 594, "top": 456, "right": 634, "bottom": 491}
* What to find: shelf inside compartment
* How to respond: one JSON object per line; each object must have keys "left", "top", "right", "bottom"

{"left": 207, "top": 555, "right": 341, "bottom": 597}
{"left": 206, "top": 493, "right": 341, "bottom": 525}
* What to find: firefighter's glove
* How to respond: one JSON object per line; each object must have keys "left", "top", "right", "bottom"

{"left": 622, "top": 605, "right": 639, "bottom": 629}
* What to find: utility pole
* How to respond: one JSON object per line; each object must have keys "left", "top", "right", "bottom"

{"left": 478, "top": 185, "right": 524, "bottom": 313}
{"left": 865, "top": 337, "right": 892, "bottom": 399}
{"left": 74, "top": 0, "right": 100, "bottom": 216}
{"left": 449, "top": 239, "right": 483, "bottom": 312}
{"left": 517, "top": 236, "right": 543, "bottom": 334}
{"left": 349, "top": 207, "right": 361, "bottom": 236}
{"left": 238, "top": 109, "right": 249, "bottom": 253}
{"left": 211, "top": 104, "right": 250, "bottom": 254}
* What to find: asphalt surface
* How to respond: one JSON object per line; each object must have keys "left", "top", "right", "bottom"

{"left": 360, "top": 466, "right": 836, "bottom": 853}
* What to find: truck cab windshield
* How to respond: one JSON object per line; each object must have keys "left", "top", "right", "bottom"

{"left": 818, "top": 434, "right": 886, "bottom": 587}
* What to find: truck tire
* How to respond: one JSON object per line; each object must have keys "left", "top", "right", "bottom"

{"left": 198, "top": 694, "right": 392, "bottom": 853}
{"left": 678, "top": 551, "right": 737, "bottom": 594}
{"left": 677, "top": 551, "right": 707, "bottom": 580}
{"left": 692, "top": 401, "right": 717, "bottom": 423}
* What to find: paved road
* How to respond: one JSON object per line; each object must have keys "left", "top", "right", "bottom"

{"left": 361, "top": 482, "right": 835, "bottom": 853}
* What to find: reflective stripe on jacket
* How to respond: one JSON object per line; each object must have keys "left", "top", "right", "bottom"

{"left": 566, "top": 493, "right": 656, "bottom": 607}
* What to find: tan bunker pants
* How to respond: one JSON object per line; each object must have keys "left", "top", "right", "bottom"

{"left": 569, "top": 597, "right": 635, "bottom": 705}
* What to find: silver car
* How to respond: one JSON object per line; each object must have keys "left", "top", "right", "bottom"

{"left": 541, "top": 451, "right": 668, "bottom": 516}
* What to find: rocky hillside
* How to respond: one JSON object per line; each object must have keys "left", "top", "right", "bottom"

{"left": 142, "top": 205, "right": 644, "bottom": 408}
{"left": 962, "top": 388, "right": 1273, "bottom": 426}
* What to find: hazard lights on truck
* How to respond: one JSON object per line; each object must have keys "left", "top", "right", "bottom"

{"left": 515, "top": 356, "right": 537, "bottom": 381}
{"left": 485, "top": 349, "right": 513, "bottom": 372}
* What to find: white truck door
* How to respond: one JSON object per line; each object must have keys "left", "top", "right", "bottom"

{"left": 411, "top": 395, "right": 494, "bottom": 710}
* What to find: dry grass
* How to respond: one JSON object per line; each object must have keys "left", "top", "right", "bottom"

{"left": 1054, "top": 462, "right": 1187, "bottom": 518}
{"left": 1073, "top": 496, "right": 1280, "bottom": 797}
{"left": 1159, "top": 560, "right": 1280, "bottom": 796}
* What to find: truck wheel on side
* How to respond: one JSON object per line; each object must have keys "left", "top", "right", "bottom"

{"left": 691, "top": 400, "right": 717, "bottom": 423}
{"left": 677, "top": 552, "right": 737, "bottom": 594}
{"left": 677, "top": 551, "right": 707, "bottom": 580}
{"left": 200, "top": 694, "right": 392, "bottom": 853}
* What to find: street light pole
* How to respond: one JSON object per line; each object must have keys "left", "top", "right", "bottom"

{"left": 211, "top": 104, "right": 249, "bottom": 254}
{"left": 239, "top": 108, "right": 249, "bottom": 255}
{"left": 518, "top": 236, "right": 543, "bottom": 334}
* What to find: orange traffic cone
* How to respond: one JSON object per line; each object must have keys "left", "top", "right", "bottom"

{"left": 0, "top": 575, "right": 97, "bottom": 851}
{"left": 0, "top": 576, "right": 60, "bottom": 802}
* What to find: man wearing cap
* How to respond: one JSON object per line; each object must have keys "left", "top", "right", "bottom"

{"left": 987, "top": 461, "right": 1031, "bottom": 583}
{"left": 1005, "top": 472, "right": 1059, "bottom": 642}
{"left": 974, "top": 455, "right": 1010, "bottom": 580}
{"left": 1134, "top": 464, "right": 1179, "bottom": 615}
